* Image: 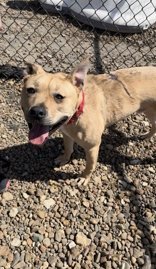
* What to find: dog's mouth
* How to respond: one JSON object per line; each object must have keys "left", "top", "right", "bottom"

{"left": 28, "top": 116, "right": 68, "bottom": 145}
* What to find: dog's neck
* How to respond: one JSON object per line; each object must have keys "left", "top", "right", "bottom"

{"left": 67, "top": 91, "right": 85, "bottom": 124}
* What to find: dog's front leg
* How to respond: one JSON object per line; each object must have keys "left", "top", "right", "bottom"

{"left": 79, "top": 144, "right": 100, "bottom": 186}
{"left": 55, "top": 133, "right": 74, "bottom": 166}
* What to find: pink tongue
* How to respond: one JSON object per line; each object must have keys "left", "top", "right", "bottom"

{"left": 29, "top": 124, "right": 49, "bottom": 145}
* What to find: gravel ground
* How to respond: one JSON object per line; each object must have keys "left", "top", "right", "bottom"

{"left": 0, "top": 1, "right": 156, "bottom": 269}
{"left": 0, "top": 74, "right": 156, "bottom": 269}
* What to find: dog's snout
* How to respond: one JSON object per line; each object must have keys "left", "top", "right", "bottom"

{"left": 29, "top": 106, "right": 46, "bottom": 120}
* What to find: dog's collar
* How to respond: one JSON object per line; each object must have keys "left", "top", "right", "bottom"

{"left": 67, "top": 91, "right": 85, "bottom": 124}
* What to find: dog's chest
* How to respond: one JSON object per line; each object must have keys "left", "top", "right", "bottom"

{"left": 60, "top": 126, "right": 74, "bottom": 139}
{"left": 60, "top": 125, "right": 91, "bottom": 148}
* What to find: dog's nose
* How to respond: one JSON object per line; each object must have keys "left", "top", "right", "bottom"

{"left": 29, "top": 106, "right": 46, "bottom": 120}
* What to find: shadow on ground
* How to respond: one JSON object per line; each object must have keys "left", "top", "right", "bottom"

{"left": 0, "top": 126, "right": 155, "bottom": 267}
{"left": 0, "top": 126, "right": 155, "bottom": 183}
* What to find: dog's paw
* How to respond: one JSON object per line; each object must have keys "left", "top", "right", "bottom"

{"left": 54, "top": 155, "right": 70, "bottom": 166}
{"left": 76, "top": 176, "right": 90, "bottom": 186}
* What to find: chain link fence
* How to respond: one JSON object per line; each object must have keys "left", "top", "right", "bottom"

{"left": 0, "top": 0, "right": 156, "bottom": 79}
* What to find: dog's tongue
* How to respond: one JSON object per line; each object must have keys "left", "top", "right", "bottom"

{"left": 29, "top": 124, "right": 49, "bottom": 145}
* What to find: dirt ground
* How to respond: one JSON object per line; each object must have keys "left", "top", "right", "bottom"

{"left": 0, "top": 1, "right": 156, "bottom": 269}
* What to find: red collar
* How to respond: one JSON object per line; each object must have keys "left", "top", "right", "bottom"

{"left": 67, "top": 91, "right": 85, "bottom": 124}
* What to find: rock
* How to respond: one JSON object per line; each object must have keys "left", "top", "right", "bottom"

{"left": 32, "top": 233, "right": 43, "bottom": 243}
{"left": 49, "top": 185, "right": 59, "bottom": 193}
{"left": 82, "top": 199, "right": 90, "bottom": 208}
{"left": 90, "top": 218, "right": 99, "bottom": 224}
{"left": 37, "top": 210, "right": 46, "bottom": 219}
{"left": 121, "top": 232, "right": 127, "bottom": 240}
{"left": 64, "top": 186, "right": 78, "bottom": 197}
{"left": 2, "top": 192, "right": 13, "bottom": 201}
{"left": 67, "top": 254, "right": 72, "bottom": 266}
{"left": 55, "top": 229, "right": 65, "bottom": 242}
{"left": 117, "top": 241, "right": 122, "bottom": 250}
{"left": 127, "top": 235, "right": 133, "bottom": 242}
{"left": 11, "top": 238, "right": 21, "bottom": 247}
{"left": 106, "top": 190, "right": 114, "bottom": 198}
{"left": 62, "top": 219, "right": 70, "bottom": 226}
{"left": 131, "top": 256, "right": 136, "bottom": 264}
{"left": 68, "top": 241, "right": 76, "bottom": 249}
{"left": 70, "top": 246, "right": 81, "bottom": 259}
{"left": 74, "top": 263, "right": 81, "bottom": 269}
{"left": 7, "top": 252, "right": 14, "bottom": 262}
{"left": 75, "top": 232, "right": 91, "bottom": 247}
{"left": 117, "top": 213, "right": 125, "bottom": 223}
{"left": 56, "top": 260, "right": 64, "bottom": 268}
{"left": 66, "top": 228, "right": 72, "bottom": 235}
{"left": 36, "top": 189, "right": 44, "bottom": 197}
{"left": 40, "top": 195, "right": 46, "bottom": 203}
{"left": 94, "top": 252, "right": 101, "bottom": 263}
{"left": 43, "top": 198, "right": 55, "bottom": 209}
{"left": 40, "top": 244, "right": 46, "bottom": 253}
{"left": 13, "top": 261, "right": 26, "bottom": 269}
{"left": 103, "top": 166, "right": 108, "bottom": 171}
{"left": 48, "top": 255, "right": 57, "bottom": 267}
{"left": 0, "top": 258, "right": 7, "bottom": 267}
{"left": 12, "top": 252, "right": 20, "bottom": 267}
{"left": 41, "top": 261, "right": 49, "bottom": 269}
{"left": 121, "top": 261, "right": 130, "bottom": 269}
{"left": 105, "top": 261, "right": 112, "bottom": 269}
{"left": 22, "top": 192, "right": 29, "bottom": 199}
{"left": 27, "top": 238, "right": 32, "bottom": 247}
{"left": 27, "top": 187, "right": 35, "bottom": 195}
{"left": 0, "top": 245, "right": 10, "bottom": 257}
{"left": 142, "top": 182, "right": 148, "bottom": 187}
{"left": 25, "top": 253, "right": 34, "bottom": 263}
{"left": 112, "top": 261, "right": 118, "bottom": 269}
{"left": 9, "top": 207, "right": 18, "bottom": 218}
{"left": 100, "top": 234, "right": 112, "bottom": 245}
{"left": 43, "top": 238, "right": 51, "bottom": 247}
{"left": 94, "top": 176, "right": 102, "bottom": 185}
{"left": 148, "top": 167, "right": 155, "bottom": 173}
{"left": 143, "top": 121, "right": 149, "bottom": 127}
{"left": 0, "top": 231, "right": 3, "bottom": 240}
{"left": 133, "top": 248, "right": 144, "bottom": 259}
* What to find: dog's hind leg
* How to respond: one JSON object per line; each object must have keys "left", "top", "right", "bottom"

{"left": 55, "top": 133, "right": 74, "bottom": 166}
{"left": 141, "top": 105, "right": 156, "bottom": 139}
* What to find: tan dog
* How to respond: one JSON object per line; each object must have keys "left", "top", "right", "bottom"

{"left": 21, "top": 61, "right": 156, "bottom": 185}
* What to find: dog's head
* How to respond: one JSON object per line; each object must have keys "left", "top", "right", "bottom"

{"left": 21, "top": 60, "right": 89, "bottom": 145}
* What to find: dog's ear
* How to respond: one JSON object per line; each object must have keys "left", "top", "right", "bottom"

{"left": 23, "top": 63, "right": 45, "bottom": 76}
{"left": 71, "top": 59, "right": 90, "bottom": 88}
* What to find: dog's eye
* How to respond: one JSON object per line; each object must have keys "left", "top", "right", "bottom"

{"left": 27, "top": 87, "right": 36, "bottom": 94}
{"left": 54, "top": 94, "right": 65, "bottom": 102}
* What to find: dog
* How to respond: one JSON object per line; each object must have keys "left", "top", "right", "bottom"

{"left": 21, "top": 60, "right": 156, "bottom": 185}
